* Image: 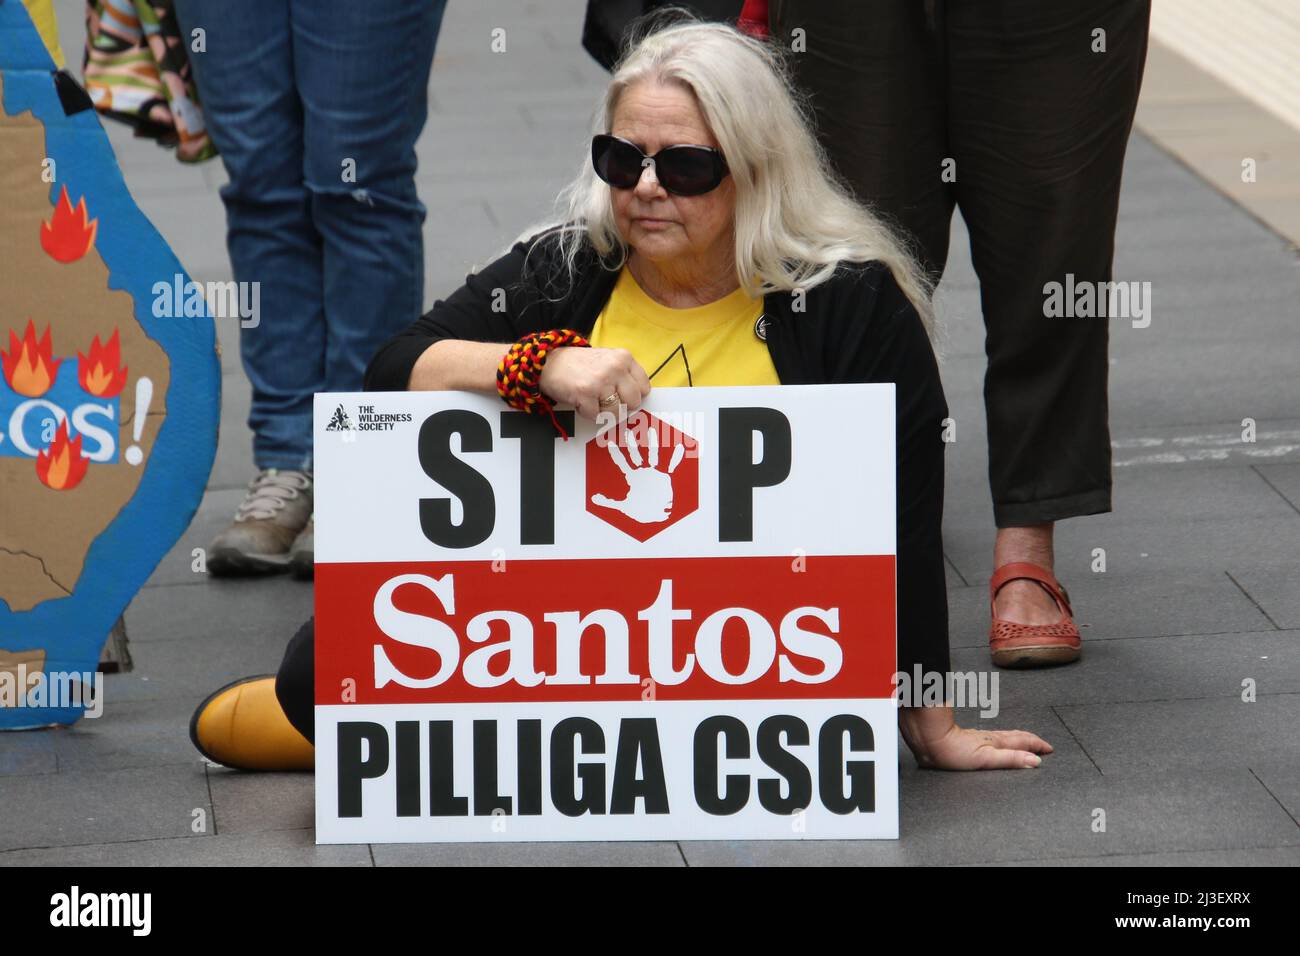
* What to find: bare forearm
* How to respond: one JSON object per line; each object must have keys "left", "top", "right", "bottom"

{"left": 406, "top": 340, "right": 508, "bottom": 393}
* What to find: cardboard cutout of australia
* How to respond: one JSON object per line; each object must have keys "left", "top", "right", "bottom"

{"left": 0, "top": 3, "right": 219, "bottom": 729}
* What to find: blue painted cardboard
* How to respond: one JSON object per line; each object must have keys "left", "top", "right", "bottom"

{"left": 0, "top": 1, "right": 219, "bottom": 728}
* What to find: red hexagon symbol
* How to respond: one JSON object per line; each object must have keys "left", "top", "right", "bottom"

{"left": 586, "top": 410, "right": 699, "bottom": 541}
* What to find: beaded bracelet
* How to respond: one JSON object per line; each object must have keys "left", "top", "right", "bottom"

{"left": 496, "top": 329, "right": 590, "bottom": 439}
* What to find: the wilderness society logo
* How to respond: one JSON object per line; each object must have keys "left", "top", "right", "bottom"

{"left": 325, "top": 402, "right": 412, "bottom": 433}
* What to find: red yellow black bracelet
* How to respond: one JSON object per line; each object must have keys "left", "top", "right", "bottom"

{"left": 496, "top": 329, "right": 590, "bottom": 439}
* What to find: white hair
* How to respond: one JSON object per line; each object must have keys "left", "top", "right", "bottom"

{"left": 517, "top": 15, "right": 934, "bottom": 333}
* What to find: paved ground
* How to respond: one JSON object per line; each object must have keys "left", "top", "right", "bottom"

{"left": 2, "top": 0, "right": 1298, "bottom": 866}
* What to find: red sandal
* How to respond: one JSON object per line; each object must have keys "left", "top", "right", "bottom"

{"left": 989, "top": 562, "right": 1081, "bottom": 668}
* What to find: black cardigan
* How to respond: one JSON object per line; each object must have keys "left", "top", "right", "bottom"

{"left": 365, "top": 231, "right": 951, "bottom": 678}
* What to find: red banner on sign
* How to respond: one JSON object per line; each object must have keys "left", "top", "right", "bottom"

{"left": 315, "top": 554, "right": 895, "bottom": 705}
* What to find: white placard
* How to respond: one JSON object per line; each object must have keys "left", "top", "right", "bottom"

{"left": 314, "top": 385, "right": 898, "bottom": 843}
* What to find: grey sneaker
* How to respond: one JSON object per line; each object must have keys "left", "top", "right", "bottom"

{"left": 289, "top": 517, "right": 314, "bottom": 580}
{"left": 207, "top": 469, "right": 313, "bottom": 576}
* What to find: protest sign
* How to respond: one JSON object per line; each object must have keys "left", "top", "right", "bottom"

{"left": 314, "top": 385, "right": 897, "bottom": 842}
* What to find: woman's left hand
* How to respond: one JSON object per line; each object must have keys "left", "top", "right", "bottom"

{"left": 899, "top": 705, "right": 1053, "bottom": 770}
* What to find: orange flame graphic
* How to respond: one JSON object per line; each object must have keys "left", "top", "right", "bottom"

{"left": 77, "top": 329, "right": 128, "bottom": 397}
{"left": 2, "top": 321, "right": 62, "bottom": 397}
{"left": 40, "top": 186, "right": 98, "bottom": 263}
{"left": 36, "top": 420, "right": 90, "bottom": 491}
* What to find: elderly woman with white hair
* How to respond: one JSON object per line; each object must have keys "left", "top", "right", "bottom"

{"left": 191, "top": 19, "right": 1053, "bottom": 773}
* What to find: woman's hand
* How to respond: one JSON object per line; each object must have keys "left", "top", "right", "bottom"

{"left": 540, "top": 346, "right": 652, "bottom": 421}
{"left": 899, "top": 705, "right": 1052, "bottom": 770}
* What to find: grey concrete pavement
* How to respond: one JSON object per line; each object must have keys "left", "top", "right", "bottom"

{"left": 2, "top": 0, "right": 1297, "bottom": 866}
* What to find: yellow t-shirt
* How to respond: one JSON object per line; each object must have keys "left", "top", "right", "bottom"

{"left": 22, "top": 0, "right": 67, "bottom": 68}
{"left": 588, "top": 267, "right": 780, "bottom": 387}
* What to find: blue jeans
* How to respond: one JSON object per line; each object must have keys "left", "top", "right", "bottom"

{"left": 176, "top": 0, "right": 447, "bottom": 470}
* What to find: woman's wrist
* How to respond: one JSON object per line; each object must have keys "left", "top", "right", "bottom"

{"left": 898, "top": 703, "right": 955, "bottom": 750}
{"left": 496, "top": 331, "right": 591, "bottom": 438}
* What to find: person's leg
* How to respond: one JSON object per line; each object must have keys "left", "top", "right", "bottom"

{"left": 174, "top": 0, "right": 326, "bottom": 471}
{"left": 275, "top": 617, "right": 316, "bottom": 744}
{"left": 291, "top": 0, "right": 448, "bottom": 396}
{"left": 773, "top": 0, "right": 955, "bottom": 280}
{"left": 946, "top": 0, "right": 1150, "bottom": 627}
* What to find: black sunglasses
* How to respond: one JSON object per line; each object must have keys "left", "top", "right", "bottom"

{"left": 592, "top": 134, "right": 729, "bottom": 197}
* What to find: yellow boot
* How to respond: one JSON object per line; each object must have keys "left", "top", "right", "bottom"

{"left": 189, "top": 675, "right": 314, "bottom": 771}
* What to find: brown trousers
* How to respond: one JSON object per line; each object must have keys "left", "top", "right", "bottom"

{"left": 773, "top": 0, "right": 1151, "bottom": 526}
